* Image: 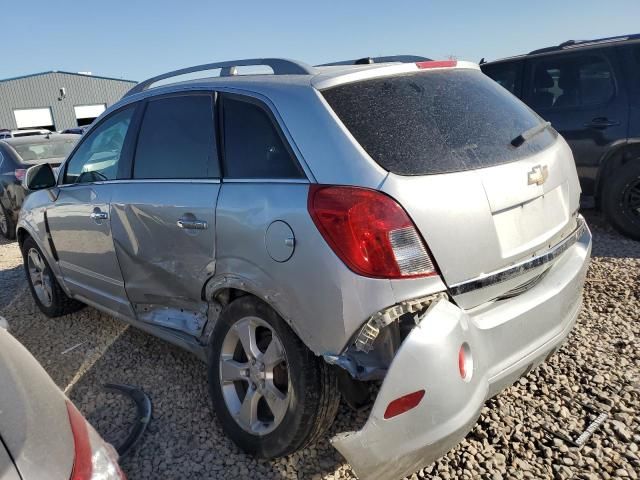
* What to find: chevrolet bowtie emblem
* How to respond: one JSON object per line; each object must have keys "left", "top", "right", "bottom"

{"left": 528, "top": 165, "right": 549, "bottom": 186}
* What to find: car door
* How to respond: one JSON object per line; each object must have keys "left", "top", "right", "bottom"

{"left": 523, "top": 49, "right": 629, "bottom": 195}
{"left": 46, "top": 105, "right": 137, "bottom": 317}
{"left": 109, "top": 92, "right": 220, "bottom": 337}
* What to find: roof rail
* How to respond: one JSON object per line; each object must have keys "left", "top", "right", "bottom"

{"left": 124, "top": 58, "right": 315, "bottom": 97}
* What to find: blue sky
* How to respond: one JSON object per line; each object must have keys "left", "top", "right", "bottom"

{"left": 3, "top": 0, "right": 639, "bottom": 82}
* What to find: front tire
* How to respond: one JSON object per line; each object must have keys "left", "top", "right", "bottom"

{"left": 208, "top": 296, "right": 340, "bottom": 458}
{"left": 602, "top": 161, "right": 640, "bottom": 240}
{"left": 21, "top": 236, "right": 84, "bottom": 316}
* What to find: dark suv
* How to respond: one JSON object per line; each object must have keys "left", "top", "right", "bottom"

{"left": 481, "top": 34, "right": 640, "bottom": 239}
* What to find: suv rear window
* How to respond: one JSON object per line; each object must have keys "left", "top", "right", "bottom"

{"left": 221, "top": 95, "right": 304, "bottom": 179}
{"left": 322, "top": 69, "right": 556, "bottom": 176}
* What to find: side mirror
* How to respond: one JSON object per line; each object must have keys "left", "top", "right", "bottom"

{"left": 23, "top": 163, "right": 57, "bottom": 191}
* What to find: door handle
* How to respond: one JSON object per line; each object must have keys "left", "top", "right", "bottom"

{"left": 584, "top": 117, "right": 620, "bottom": 129}
{"left": 177, "top": 218, "right": 208, "bottom": 230}
{"left": 90, "top": 211, "right": 108, "bottom": 221}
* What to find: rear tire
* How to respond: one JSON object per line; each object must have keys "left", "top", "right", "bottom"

{"left": 21, "top": 236, "right": 85, "bottom": 317}
{"left": 0, "top": 203, "right": 15, "bottom": 240}
{"left": 208, "top": 296, "right": 340, "bottom": 458}
{"left": 602, "top": 161, "right": 640, "bottom": 240}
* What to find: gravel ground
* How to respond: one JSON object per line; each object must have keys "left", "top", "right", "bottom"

{"left": 0, "top": 211, "right": 638, "bottom": 480}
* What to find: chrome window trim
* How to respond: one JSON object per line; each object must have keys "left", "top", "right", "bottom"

{"left": 222, "top": 178, "right": 309, "bottom": 184}
{"left": 57, "top": 178, "right": 222, "bottom": 188}
{"left": 449, "top": 216, "right": 588, "bottom": 296}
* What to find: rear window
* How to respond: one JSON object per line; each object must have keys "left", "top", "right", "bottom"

{"left": 322, "top": 69, "right": 556, "bottom": 176}
{"left": 13, "top": 139, "right": 77, "bottom": 162}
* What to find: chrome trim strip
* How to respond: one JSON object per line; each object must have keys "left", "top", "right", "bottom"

{"left": 222, "top": 178, "right": 309, "bottom": 184}
{"left": 449, "top": 216, "right": 588, "bottom": 296}
{"left": 59, "top": 260, "right": 124, "bottom": 287}
{"left": 59, "top": 179, "right": 221, "bottom": 187}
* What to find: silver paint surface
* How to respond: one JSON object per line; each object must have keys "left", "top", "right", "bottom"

{"left": 0, "top": 328, "right": 75, "bottom": 480}
{"left": 16, "top": 61, "right": 594, "bottom": 477}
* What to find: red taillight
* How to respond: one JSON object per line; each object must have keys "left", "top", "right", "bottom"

{"left": 14, "top": 169, "right": 27, "bottom": 181}
{"left": 66, "top": 401, "right": 126, "bottom": 480}
{"left": 384, "top": 390, "right": 425, "bottom": 419}
{"left": 416, "top": 60, "right": 457, "bottom": 69}
{"left": 66, "top": 401, "right": 93, "bottom": 480}
{"left": 308, "top": 185, "right": 436, "bottom": 279}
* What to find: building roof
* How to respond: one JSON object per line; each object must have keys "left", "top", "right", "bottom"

{"left": 0, "top": 70, "right": 137, "bottom": 84}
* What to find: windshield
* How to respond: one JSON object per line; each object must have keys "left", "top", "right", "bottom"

{"left": 14, "top": 139, "right": 78, "bottom": 162}
{"left": 321, "top": 69, "right": 557, "bottom": 175}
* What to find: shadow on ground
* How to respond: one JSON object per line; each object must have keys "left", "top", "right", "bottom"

{"left": 582, "top": 211, "right": 640, "bottom": 259}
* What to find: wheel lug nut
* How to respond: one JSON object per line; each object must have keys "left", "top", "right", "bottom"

{"left": 260, "top": 381, "right": 265, "bottom": 389}
{"left": 259, "top": 363, "right": 265, "bottom": 372}
{"left": 250, "top": 383, "right": 256, "bottom": 390}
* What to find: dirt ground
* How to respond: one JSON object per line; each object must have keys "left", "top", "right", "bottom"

{"left": 0, "top": 211, "right": 638, "bottom": 479}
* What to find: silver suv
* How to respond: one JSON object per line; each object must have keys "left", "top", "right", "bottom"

{"left": 17, "top": 58, "right": 592, "bottom": 480}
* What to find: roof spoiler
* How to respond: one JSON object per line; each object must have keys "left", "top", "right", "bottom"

{"left": 124, "top": 58, "right": 315, "bottom": 98}
{"left": 317, "top": 55, "right": 431, "bottom": 67}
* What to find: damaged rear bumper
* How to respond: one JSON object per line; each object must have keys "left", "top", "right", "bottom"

{"left": 331, "top": 223, "right": 591, "bottom": 480}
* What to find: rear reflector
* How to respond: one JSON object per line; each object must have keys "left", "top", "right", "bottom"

{"left": 384, "top": 390, "right": 426, "bottom": 419}
{"left": 14, "top": 169, "right": 26, "bottom": 182}
{"left": 308, "top": 185, "right": 437, "bottom": 279}
{"left": 416, "top": 60, "right": 457, "bottom": 69}
{"left": 458, "top": 343, "right": 472, "bottom": 381}
{"left": 458, "top": 346, "right": 466, "bottom": 379}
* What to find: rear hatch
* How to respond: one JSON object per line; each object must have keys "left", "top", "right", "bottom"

{"left": 321, "top": 65, "right": 581, "bottom": 308}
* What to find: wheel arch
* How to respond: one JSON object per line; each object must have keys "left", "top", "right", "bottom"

{"left": 201, "top": 275, "right": 315, "bottom": 353}
{"left": 16, "top": 226, "right": 30, "bottom": 248}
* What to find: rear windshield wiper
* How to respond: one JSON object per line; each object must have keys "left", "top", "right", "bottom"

{"left": 511, "top": 121, "right": 551, "bottom": 148}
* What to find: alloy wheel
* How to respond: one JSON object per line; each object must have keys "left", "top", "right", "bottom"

{"left": 27, "top": 248, "right": 53, "bottom": 307}
{"left": 219, "top": 316, "right": 290, "bottom": 436}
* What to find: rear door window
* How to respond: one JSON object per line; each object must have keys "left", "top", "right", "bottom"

{"left": 220, "top": 95, "right": 304, "bottom": 179}
{"left": 528, "top": 53, "right": 615, "bottom": 110}
{"left": 322, "top": 69, "right": 556, "bottom": 176}
{"left": 481, "top": 61, "right": 522, "bottom": 95}
{"left": 133, "top": 94, "right": 218, "bottom": 179}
